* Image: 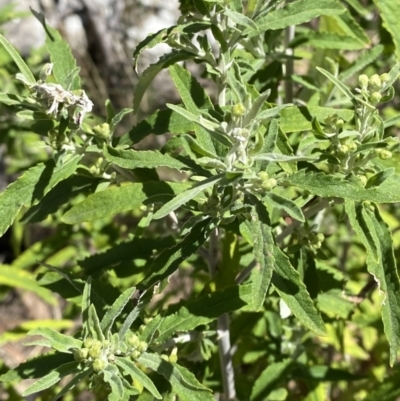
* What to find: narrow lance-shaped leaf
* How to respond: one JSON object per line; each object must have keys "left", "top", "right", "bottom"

{"left": 372, "top": 0, "right": 400, "bottom": 61}
{"left": 345, "top": 201, "right": 400, "bottom": 365}
{"left": 0, "top": 155, "right": 82, "bottom": 237}
{"left": 249, "top": 200, "right": 275, "bottom": 311}
{"left": 152, "top": 175, "right": 223, "bottom": 220}
{"left": 137, "top": 353, "right": 214, "bottom": 401}
{"left": 247, "top": 0, "right": 345, "bottom": 35}
{"left": 62, "top": 181, "right": 191, "bottom": 224}
{"left": 53, "top": 368, "right": 93, "bottom": 401}
{"left": 104, "top": 146, "right": 190, "bottom": 171}
{"left": 317, "top": 67, "right": 356, "bottom": 103}
{"left": 272, "top": 247, "right": 327, "bottom": 336}
{"left": 0, "top": 33, "right": 35, "bottom": 84}
{"left": 115, "top": 357, "right": 162, "bottom": 399}
{"left": 100, "top": 287, "right": 136, "bottom": 334}
{"left": 263, "top": 192, "right": 305, "bottom": 222}
{"left": 253, "top": 153, "right": 316, "bottom": 162}
{"left": 26, "top": 327, "right": 82, "bottom": 353}
{"left": 22, "top": 361, "right": 80, "bottom": 397}
{"left": 102, "top": 364, "right": 124, "bottom": 401}
{"left": 88, "top": 304, "right": 105, "bottom": 342}
{"left": 82, "top": 277, "right": 92, "bottom": 339}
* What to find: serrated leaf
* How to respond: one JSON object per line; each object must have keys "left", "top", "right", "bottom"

{"left": 0, "top": 265, "right": 56, "bottom": 304}
{"left": 26, "top": 327, "right": 82, "bottom": 353}
{"left": 0, "top": 33, "right": 35, "bottom": 84}
{"left": 372, "top": 0, "right": 400, "bottom": 61}
{"left": 22, "top": 361, "right": 80, "bottom": 396}
{"left": 152, "top": 175, "right": 223, "bottom": 220}
{"left": 251, "top": 359, "right": 293, "bottom": 401}
{"left": 133, "top": 51, "right": 193, "bottom": 113}
{"left": 272, "top": 247, "right": 327, "bottom": 336}
{"left": 115, "top": 357, "right": 162, "bottom": 399}
{"left": 31, "top": 10, "right": 80, "bottom": 90}
{"left": 248, "top": 0, "right": 344, "bottom": 35}
{"left": 280, "top": 106, "right": 353, "bottom": 133}
{"left": 138, "top": 218, "right": 212, "bottom": 289}
{"left": 345, "top": 201, "right": 400, "bottom": 365}
{"left": 263, "top": 192, "right": 305, "bottom": 222}
{"left": 249, "top": 201, "right": 275, "bottom": 310}
{"left": 100, "top": 287, "right": 136, "bottom": 334}
{"left": 137, "top": 353, "right": 214, "bottom": 401}
{"left": 104, "top": 146, "right": 189, "bottom": 171}
{"left": 287, "top": 170, "right": 400, "bottom": 203}
{"left": 298, "top": 32, "right": 365, "bottom": 50}
{"left": 156, "top": 284, "right": 252, "bottom": 343}
{"left": 0, "top": 155, "right": 81, "bottom": 236}
{"left": 62, "top": 181, "right": 190, "bottom": 224}
{"left": 225, "top": 8, "right": 257, "bottom": 30}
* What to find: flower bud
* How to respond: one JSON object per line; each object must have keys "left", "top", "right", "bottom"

{"left": 369, "top": 74, "right": 381, "bottom": 89}
{"left": 370, "top": 91, "right": 382, "bottom": 104}
{"left": 257, "top": 171, "right": 269, "bottom": 181}
{"left": 169, "top": 347, "right": 178, "bottom": 363}
{"left": 232, "top": 103, "right": 246, "bottom": 117}
{"left": 73, "top": 348, "right": 89, "bottom": 362}
{"left": 39, "top": 63, "right": 53, "bottom": 81}
{"left": 130, "top": 350, "right": 141, "bottom": 360}
{"left": 358, "top": 175, "right": 368, "bottom": 187}
{"left": 337, "top": 144, "right": 349, "bottom": 156}
{"left": 377, "top": 149, "right": 392, "bottom": 160}
{"left": 88, "top": 341, "right": 103, "bottom": 358}
{"left": 358, "top": 74, "right": 369, "bottom": 89}
{"left": 261, "top": 178, "right": 277, "bottom": 191}
{"left": 207, "top": 195, "right": 220, "bottom": 207}
{"left": 93, "top": 358, "right": 108, "bottom": 372}
{"left": 335, "top": 119, "right": 344, "bottom": 128}
{"left": 137, "top": 341, "right": 148, "bottom": 353}
{"left": 127, "top": 333, "right": 140, "bottom": 349}
{"left": 84, "top": 338, "right": 94, "bottom": 349}
{"left": 380, "top": 73, "right": 389, "bottom": 83}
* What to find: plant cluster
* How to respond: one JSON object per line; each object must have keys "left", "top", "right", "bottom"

{"left": 1, "top": 0, "right": 400, "bottom": 400}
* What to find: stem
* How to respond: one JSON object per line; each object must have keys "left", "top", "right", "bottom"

{"left": 283, "top": 24, "right": 295, "bottom": 104}
{"left": 207, "top": 228, "right": 237, "bottom": 401}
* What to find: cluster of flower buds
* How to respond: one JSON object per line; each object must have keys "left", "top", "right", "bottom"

{"left": 253, "top": 171, "right": 278, "bottom": 192}
{"left": 300, "top": 232, "right": 325, "bottom": 250}
{"left": 358, "top": 73, "right": 389, "bottom": 105}
{"left": 73, "top": 337, "right": 112, "bottom": 373}
{"left": 126, "top": 332, "right": 148, "bottom": 360}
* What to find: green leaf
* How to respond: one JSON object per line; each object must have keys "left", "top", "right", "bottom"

{"left": 251, "top": 359, "right": 293, "bottom": 401}
{"left": 292, "top": 364, "right": 363, "bottom": 381}
{"left": 263, "top": 192, "right": 305, "bottom": 222}
{"left": 249, "top": 201, "right": 275, "bottom": 311}
{"left": 372, "top": 0, "right": 400, "bottom": 61}
{"left": 62, "top": 181, "right": 190, "bottom": 224}
{"left": 156, "top": 284, "right": 252, "bottom": 343}
{"left": 365, "top": 168, "right": 395, "bottom": 189}
{"left": 103, "top": 364, "right": 124, "bottom": 401}
{"left": 53, "top": 368, "right": 93, "bottom": 401}
{"left": 0, "top": 353, "right": 74, "bottom": 382}
{"left": 287, "top": 170, "right": 400, "bottom": 203}
{"left": 225, "top": 8, "right": 257, "bottom": 30}
{"left": 26, "top": 327, "right": 82, "bottom": 353}
{"left": 345, "top": 201, "right": 400, "bottom": 365}
{"left": 21, "top": 176, "right": 101, "bottom": 224}
{"left": 0, "top": 33, "right": 35, "bottom": 84}
{"left": 82, "top": 277, "right": 92, "bottom": 339}
{"left": 138, "top": 218, "right": 212, "bottom": 289}
{"left": 364, "top": 368, "right": 400, "bottom": 401}
{"left": 133, "top": 51, "right": 193, "bottom": 113}
{"left": 88, "top": 304, "right": 105, "bottom": 342}
{"left": 119, "top": 108, "right": 195, "bottom": 146}
{"left": 280, "top": 106, "right": 353, "bottom": 133}
{"left": 272, "top": 247, "right": 327, "bottom": 336}
{"left": 152, "top": 175, "right": 223, "bottom": 220}
{"left": 22, "top": 361, "right": 80, "bottom": 396}
{"left": 0, "top": 155, "right": 81, "bottom": 236}
{"left": 110, "top": 108, "right": 133, "bottom": 134}
{"left": 316, "top": 67, "right": 356, "bottom": 102}
{"left": 0, "top": 265, "right": 56, "bottom": 304}
{"left": 31, "top": 10, "right": 80, "bottom": 90}
{"left": 100, "top": 287, "right": 137, "bottom": 334}
{"left": 137, "top": 353, "right": 214, "bottom": 401}
{"left": 115, "top": 357, "right": 162, "bottom": 399}
{"left": 104, "top": 146, "right": 190, "bottom": 171}
{"left": 253, "top": 153, "right": 316, "bottom": 162}
{"left": 297, "top": 32, "right": 366, "bottom": 50}
{"left": 248, "top": 0, "right": 344, "bottom": 35}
